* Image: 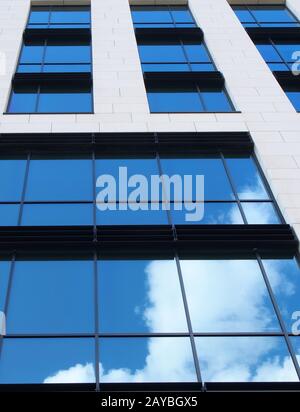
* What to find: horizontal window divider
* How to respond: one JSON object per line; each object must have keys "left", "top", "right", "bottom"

{"left": 23, "top": 28, "right": 91, "bottom": 41}
{"left": 273, "top": 71, "right": 300, "bottom": 88}
{"left": 2, "top": 332, "right": 288, "bottom": 338}
{"left": 12, "top": 72, "right": 92, "bottom": 87}
{"left": 1, "top": 381, "right": 300, "bottom": 393}
{"left": 0, "top": 132, "right": 254, "bottom": 155}
{"left": 143, "top": 71, "right": 225, "bottom": 88}
{"left": 246, "top": 26, "right": 300, "bottom": 41}
{"left": 0, "top": 225, "right": 296, "bottom": 255}
{"left": 134, "top": 27, "right": 204, "bottom": 41}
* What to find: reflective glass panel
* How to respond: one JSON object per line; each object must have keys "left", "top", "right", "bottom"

{"left": 263, "top": 258, "right": 300, "bottom": 333}
{"left": 160, "top": 158, "right": 233, "bottom": 200}
{"left": 8, "top": 85, "right": 37, "bottom": 113}
{"left": 21, "top": 203, "right": 93, "bottom": 226}
{"left": 181, "top": 259, "right": 280, "bottom": 332}
{"left": 26, "top": 159, "right": 93, "bottom": 201}
{"left": 226, "top": 157, "right": 269, "bottom": 200}
{"left": 98, "top": 259, "right": 187, "bottom": 333}
{"left": 242, "top": 202, "right": 280, "bottom": 224}
{"left": 100, "top": 337, "right": 197, "bottom": 382}
{"left": 95, "top": 158, "right": 159, "bottom": 201}
{"left": 0, "top": 160, "right": 27, "bottom": 201}
{"left": 96, "top": 206, "right": 169, "bottom": 226}
{"left": 201, "top": 90, "right": 233, "bottom": 112}
{"left": 250, "top": 7, "right": 297, "bottom": 24}
{"left": 196, "top": 337, "right": 298, "bottom": 382}
{"left": 0, "top": 338, "right": 95, "bottom": 384}
{"left": 148, "top": 88, "right": 203, "bottom": 113}
{"left": 171, "top": 202, "right": 243, "bottom": 225}
{"left": 7, "top": 260, "right": 94, "bottom": 334}
{"left": 0, "top": 261, "right": 11, "bottom": 312}
{"left": 0, "top": 205, "right": 20, "bottom": 226}
{"left": 138, "top": 43, "right": 186, "bottom": 63}
{"left": 38, "top": 85, "right": 92, "bottom": 113}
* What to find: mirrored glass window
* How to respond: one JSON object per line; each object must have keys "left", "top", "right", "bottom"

{"left": 181, "top": 259, "right": 280, "bottom": 332}
{"left": 7, "top": 260, "right": 94, "bottom": 334}
{"left": 99, "top": 337, "right": 197, "bottom": 382}
{"left": 196, "top": 336, "right": 298, "bottom": 382}
{"left": 0, "top": 338, "right": 95, "bottom": 384}
{"left": 98, "top": 259, "right": 187, "bottom": 333}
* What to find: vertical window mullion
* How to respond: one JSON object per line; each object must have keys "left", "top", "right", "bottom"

{"left": 94, "top": 252, "right": 100, "bottom": 391}
{"left": 92, "top": 147, "right": 97, "bottom": 240}
{"left": 181, "top": 40, "right": 192, "bottom": 71}
{"left": 35, "top": 85, "right": 41, "bottom": 113}
{"left": 221, "top": 153, "right": 248, "bottom": 224}
{"left": 256, "top": 253, "right": 300, "bottom": 381}
{"left": 195, "top": 83, "right": 206, "bottom": 112}
{"left": 17, "top": 152, "right": 31, "bottom": 227}
{"left": 174, "top": 253, "right": 203, "bottom": 387}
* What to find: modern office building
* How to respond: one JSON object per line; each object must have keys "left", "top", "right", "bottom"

{"left": 0, "top": 0, "right": 300, "bottom": 393}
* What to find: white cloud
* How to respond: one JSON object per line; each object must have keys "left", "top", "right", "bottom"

{"left": 43, "top": 258, "right": 299, "bottom": 384}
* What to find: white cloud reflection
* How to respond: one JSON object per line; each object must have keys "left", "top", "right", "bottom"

{"left": 44, "top": 259, "right": 299, "bottom": 384}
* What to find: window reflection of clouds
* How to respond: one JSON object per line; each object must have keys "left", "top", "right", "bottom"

{"left": 41, "top": 257, "right": 300, "bottom": 383}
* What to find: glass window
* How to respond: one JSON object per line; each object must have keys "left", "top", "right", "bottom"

{"left": 201, "top": 90, "right": 233, "bottom": 112}
{"left": 181, "top": 259, "right": 280, "bottom": 332}
{"left": 160, "top": 158, "right": 233, "bottom": 200}
{"left": 7, "top": 260, "right": 94, "bottom": 334}
{"left": 99, "top": 337, "right": 197, "bottom": 383}
{"left": 242, "top": 202, "right": 280, "bottom": 224}
{"left": 262, "top": 258, "right": 300, "bottom": 333}
{"left": 20, "top": 41, "right": 44, "bottom": 64}
{"left": 0, "top": 338, "right": 95, "bottom": 384}
{"left": 226, "top": 157, "right": 269, "bottom": 200}
{"left": 8, "top": 85, "right": 37, "bottom": 113}
{"left": 44, "top": 40, "right": 91, "bottom": 64}
{"left": 256, "top": 43, "right": 281, "bottom": 62}
{"left": 275, "top": 43, "right": 300, "bottom": 62}
{"left": 50, "top": 7, "right": 90, "bottom": 24}
{"left": 148, "top": 86, "right": 203, "bottom": 113}
{"left": 233, "top": 7, "right": 255, "bottom": 24}
{"left": 95, "top": 158, "right": 159, "bottom": 201}
{"left": 26, "top": 159, "right": 93, "bottom": 201}
{"left": 171, "top": 202, "right": 243, "bottom": 225}
{"left": 196, "top": 336, "right": 298, "bottom": 382}
{"left": 147, "top": 87, "right": 233, "bottom": 113}
{"left": 0, "top": 159, "right": 27, "bottom": 201}
{"left": 251, "top": 6, "right": 297, "bottom": 24}
{"left": 38, "top": 85, "right": 92, "bottom": 113}
{"left": 131, "top": 6, "right": 195, "bottom": 28}
{"left": 0, "top": 205, "right": 20, "bottom": 226}
{"left": 28, "top": 6, "right": 91, "bottom": 29}
{"left": 96, "top": 207, "right": 169, "bottom": 226}
{"left": 8, "top": 85, "right": 92, "bottom": 114}
{"left": 292, "top": 338, "right": 300, "bottom": 369}
{"left": 28, "top": 8, "right": 50, "bottom": 25}
{"left": 98, "top": 259, "right": 187, "bottom": 333}
{"left": 285, "top": 90, "right": 300, "bottom": 111}
{"left": 0, "top": 261, "right": 11, "bottom": 313}
{"left": 138, "top": 43, "right": 186, "bottom": 63}
{"left": 21, "top": 203, "right": 93, "bottom": 226}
